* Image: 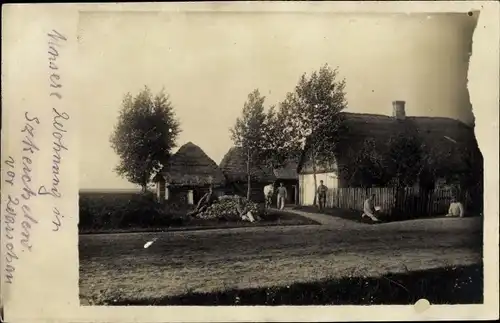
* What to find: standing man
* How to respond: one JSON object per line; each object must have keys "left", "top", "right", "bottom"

{"left": 317, "top": 180, "right": 328, "bottom": 210}
{"left": 276, "top": 182, "right": 287, "bottom": 210}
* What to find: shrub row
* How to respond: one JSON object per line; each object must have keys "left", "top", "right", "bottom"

{"left": 79, "top": 192, "right": 187, "bottom": 231}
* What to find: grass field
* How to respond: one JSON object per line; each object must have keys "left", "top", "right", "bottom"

{"left": 79, "top": 190, "right": 318, "bottom": 233}
{"left": 80, "top": 210, "right": 320, "bottom": 234}
{"left": 79, "top": 190, "right": 318, "bottom": 234}
{"left": 79, "top": 216, "right": 483, "bottom": 305}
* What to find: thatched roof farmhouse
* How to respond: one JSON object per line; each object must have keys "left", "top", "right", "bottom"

{"left": 219, "top": 147, "right": 277, "bottom": 202}
{"left": 153, "top": 142, "right": 226, "bottom": 203}
{"left": 219, "top": 147, "right": 276, "bottom": 184}
{"left": 219, "top": 148, "right": 303, "bottom": 203}
{"left": 157, "top": 141, "right": 226, "bottom": 187}
{"left": 273, "top": 160, "right": 299, "bottom": 180}
{"left": 298, "top": 101, "right": 482, "bottom": 194}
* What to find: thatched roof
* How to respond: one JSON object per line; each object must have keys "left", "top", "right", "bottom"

{"left": 158, "top": 142, "right": 226, "bottom": 187}
{"left": 219, "top": 147, "right": 276, "bottom": 184}
{"left": 298, "top": 112, "right": 482, "bottom": 177}
{"left": 273, "top": 160, "right": 299, "bottom": 180}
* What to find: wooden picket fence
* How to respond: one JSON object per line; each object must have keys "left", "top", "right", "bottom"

{"left": 324, "top": 186, "right": 469, "bottom": 217}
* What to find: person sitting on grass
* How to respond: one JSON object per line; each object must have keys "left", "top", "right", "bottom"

{"left": 236, "top": 196, "right": 257, "bottom": 222}
{"left": 362, "top": 193, "right": 380, "bottom": 222}
{"left": 446, "top": 197, "right": 465, "bottom": 217}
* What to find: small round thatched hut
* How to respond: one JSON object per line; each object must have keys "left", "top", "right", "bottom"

{"left": 219, "top": 147, "right": 276, "bottom": 202}
{"left": 154, "top": 142, "right": 226, "bottom": 204}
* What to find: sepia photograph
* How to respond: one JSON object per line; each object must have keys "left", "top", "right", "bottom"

{"left": 77, "top": 10, "right": 484, "bottom": 307}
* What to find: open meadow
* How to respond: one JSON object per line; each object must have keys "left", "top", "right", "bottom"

{"left": 79, "top": 191, "right": 318, "bottom": 234}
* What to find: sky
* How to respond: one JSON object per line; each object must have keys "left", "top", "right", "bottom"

{"left": 77, "top": 11, "right": 477, "bottom": 190}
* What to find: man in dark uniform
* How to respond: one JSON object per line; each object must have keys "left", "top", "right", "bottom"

{"left": 317, "top": 180, "right": 328, "bottom": 210}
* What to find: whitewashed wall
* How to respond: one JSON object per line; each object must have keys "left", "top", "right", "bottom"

{"left": 299, "top": 172, "right": 339, "bottom": 205}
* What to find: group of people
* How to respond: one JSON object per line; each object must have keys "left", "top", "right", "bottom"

{"left": 264, "top": 182, "right": 288, "bottom": 210}
{"left": 361, "top": 193, "right": 466, "bottom": 222}
{"left": 264, "top": 180, "right": 330, "bottom": 211}
{"left": 264, "top": 180, "right": 467, "bottom": 220}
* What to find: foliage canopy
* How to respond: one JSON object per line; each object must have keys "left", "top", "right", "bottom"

{"left": 110, "top": 87, "right": 181, "bottom": 191}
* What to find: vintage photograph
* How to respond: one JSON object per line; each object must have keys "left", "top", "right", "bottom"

{"left": 77, "top": 10, "right": 484, "bottom": 306}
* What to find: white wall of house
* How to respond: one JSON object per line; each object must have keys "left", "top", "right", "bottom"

{"left": 155, "top": 181, "right": 169, "bottom": 202}
{"left": 299, "top": 172, "right": 339, "bottom": 205}
{"left": 187, "top": 190, "right": 194, "bottom": 205}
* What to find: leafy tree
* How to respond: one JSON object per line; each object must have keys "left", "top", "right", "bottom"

{"left": 281, "top": 64, "right": 348, "bottom": 205}
{"left": 341, "top": 138, "right": 390, "bottom": 187}
{"left": 261, "top": 102, "right": 300, "bottom": 170}
{"left": 425, "top": 139, "right": 483, "bottom": 212}
{"left": 230, "top": 89, "right": 268, "bottom": 200}
{"left": 385, "top": 131, "right": 426, "bottom": 188}
{"left": 110, "top": 87, "right": 181, "bottom": 192}
{"left": 461, "top": 145, "right": 483, "bottom": 213}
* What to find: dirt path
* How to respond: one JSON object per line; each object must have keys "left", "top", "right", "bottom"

{"left": 279, "top": 207, "right": 365, "bottom": 227}
{"left": 281, "top": 207, "right": 483, "bottom": 232}
{"left": 79, "top": 216, "right": 482, "bottom": 304}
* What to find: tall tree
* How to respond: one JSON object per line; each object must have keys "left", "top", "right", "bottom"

{"left": 261, "top": 103, "right": 300, "bottom": 170}
{"left": 110, "top": 87, "right": 181, "bottom": 192}
{"left": 385, "top": 131, "right": 425, "bottom": 188}
{"left": 282, "top": 64, "right": 348, "bottom": 205}
{"left": 230, "top": 89, "right": 268, "bottom": 200}
{"left": 341, "top": 138, "right": 390, "bottom": 187}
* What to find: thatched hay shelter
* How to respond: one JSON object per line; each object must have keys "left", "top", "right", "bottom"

{"left": 154, "top": 142, "right": 226, "bottom": 204}
{"left": 219, "top": 147, "right": 276, "bottom": 202}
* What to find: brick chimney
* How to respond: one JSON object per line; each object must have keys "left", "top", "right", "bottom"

{"left": 392, "top": 100, "right": 406, "bottom": 120}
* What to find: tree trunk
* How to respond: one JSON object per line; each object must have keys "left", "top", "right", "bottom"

{"left": 246, "top": 151, "right": 251, "bottom": 201}
{"left": 312, "top": 150, "right": 318, "bottom": 207}
{"left": 141, "top": 181, "right": 148, "bottom": 194}
{"left": 394, "top": 176, "right": 405, "bottom": 218}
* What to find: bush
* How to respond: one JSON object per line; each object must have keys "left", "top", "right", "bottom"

{"left": 197, "top": 195, "right": 265, "bottom": 221}
{"left": 79, "top": 191, "right": 184, "bottom": 231}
